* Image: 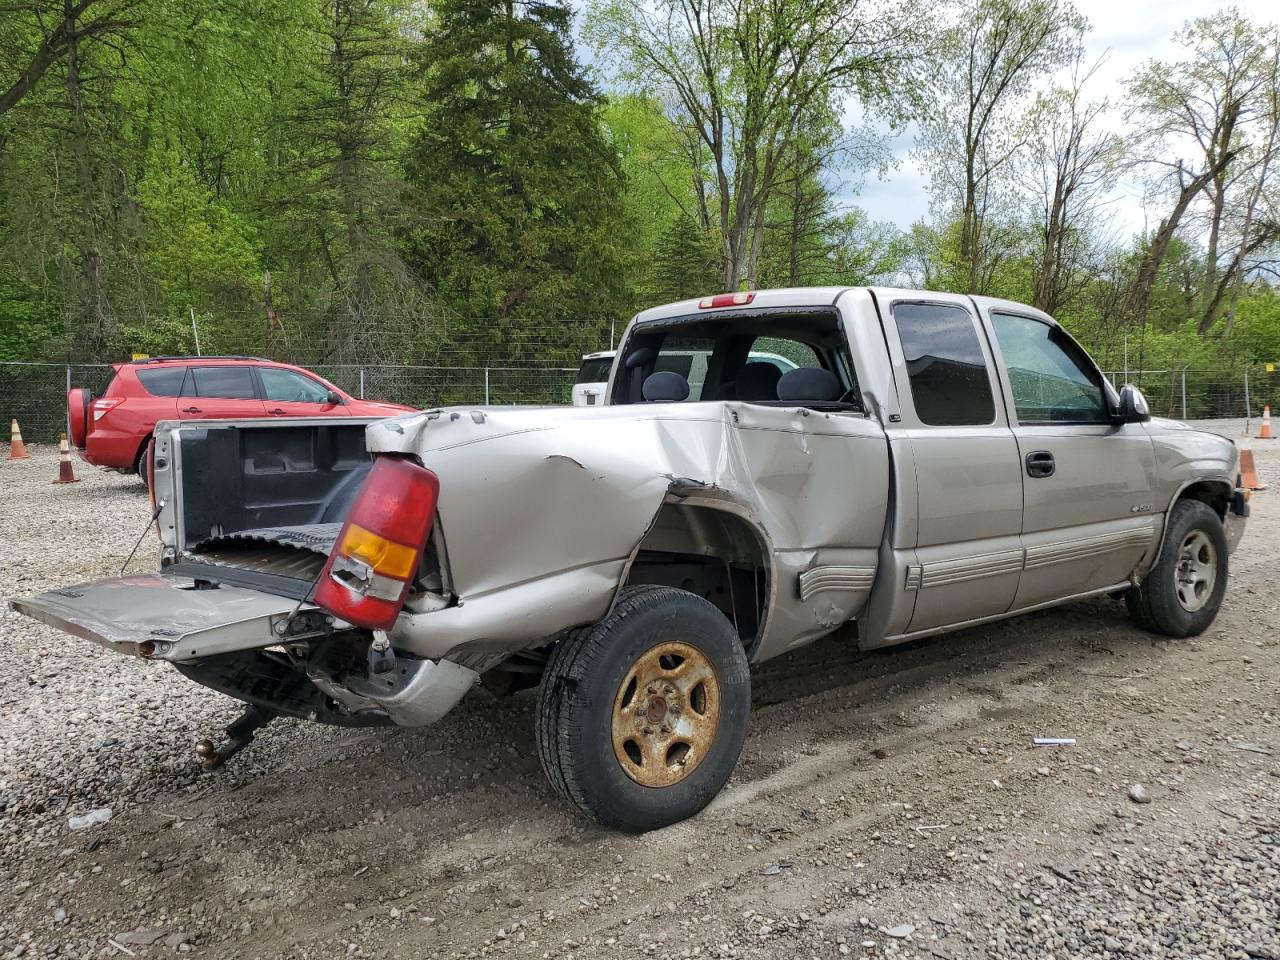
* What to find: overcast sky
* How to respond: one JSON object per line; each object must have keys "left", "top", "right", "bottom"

{"left": 851, "top": 0, "right": 1280, "bottom": 236}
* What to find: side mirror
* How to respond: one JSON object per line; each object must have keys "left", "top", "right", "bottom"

{"left": 326, "top": 390, "right": 343, "bottom": 405}
{"left": 1114, "top": 384, "right": 1151, "bottom": 424}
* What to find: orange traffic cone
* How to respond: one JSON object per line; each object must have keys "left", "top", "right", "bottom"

{"left": 7, "top": 418, "right": 29, "bottom": 460}
{"left": 1239, "top": 440, "right": 1267, "bottom": 491}
{"left": 52, "top": 432, "right": 80, "bottom": 484}
{"left": 1259, "top": 405, "right": 1273, "bottom": 439}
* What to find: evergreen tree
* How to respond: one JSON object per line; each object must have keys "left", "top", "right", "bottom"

{"left": 404, "top": 0, "right": 626, "bottom": 362}
{"left": 652, "top": 214, "right": 720, "bottom": 302}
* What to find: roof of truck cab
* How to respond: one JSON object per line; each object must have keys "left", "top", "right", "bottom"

{"left": 631, "top": 287, "right": 1060, "bottom": 330}
{"left": 632, "top": 287, "right": 856, "bottom": 326}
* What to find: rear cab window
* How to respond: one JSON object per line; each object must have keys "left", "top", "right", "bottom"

{"left": 609, "top": 308, "right": 858, "bottom": 409}
{"left": 891, "top": 302, "right": 996, "bottom": 426}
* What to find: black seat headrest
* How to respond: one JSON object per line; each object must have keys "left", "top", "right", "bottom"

{"left": 624, "top": 347, "right": 656, "bottom": 370}
{"left": 735, "top": 362, "right": 783, "bottom": 401}
{"left": 776, "top": 367, "right": 841, "bottom": 403}
{"left": 642, "top": 371, "right": 690, "bottom": 402}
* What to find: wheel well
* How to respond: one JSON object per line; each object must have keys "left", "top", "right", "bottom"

{"left": 1176, "top": 480, "right": 1231, "bottom": 518}
{"left": 132, "top": 434, "right": 153, "bottom": 472}
{"left": 622, "top": 502, "right": 770, "bottom": 654}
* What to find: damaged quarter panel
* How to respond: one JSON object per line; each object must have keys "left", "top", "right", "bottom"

{"left": 367, "top": 402, "right": 889, "bottom": 663}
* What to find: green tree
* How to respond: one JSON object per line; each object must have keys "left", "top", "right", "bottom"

{"left": 588, "top": 0, "right": 925, "bottom": 291}
{"left": 404, "top": 0, "right": 626, "bottom": 362}
{"left": 917, "top": 0, "right": 1084, "bottom": 295}
{"left": 1126, "top": 11, "right": 1278, "bottom": 331}
{"left": 651, "top": 213, "right": 720, "bottom": 302}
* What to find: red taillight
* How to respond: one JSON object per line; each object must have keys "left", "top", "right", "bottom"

{"left": 313, "top": 456, "right": 441, "bottom": 630}
{"left": 698, "top": 292, "right": 755, "bottom": 309}
{"left": 91, "top": 397, "right": 124, "bottom": 421}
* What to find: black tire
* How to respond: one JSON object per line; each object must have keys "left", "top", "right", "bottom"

{"left": 135, "top": 437, "right": 153, "bottom": 489}
{"left": 1126, "top": 499, "right": 1228, "bottom": 638}
{"left": 536, "top": 585, "right": 751, "bottom": 832}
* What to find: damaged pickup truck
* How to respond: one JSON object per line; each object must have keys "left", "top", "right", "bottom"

{"left": 13, "top": 288, "right": 1250, "bottom": 831}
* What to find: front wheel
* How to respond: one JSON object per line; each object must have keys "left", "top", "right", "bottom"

{"left": 536, "top": 585, "right": 751, "bottom": 832}
{"left": 1126, "top": 499, "right": 1228, "bottom": 637}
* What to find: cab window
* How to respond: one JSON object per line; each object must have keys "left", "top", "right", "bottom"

{"left": 992, "top": 313, "right": 1108, "bottom": 423}
{"left": 260, "top": 367, "right": 333, "bottom": 403}
{"left": 188, "top": 366, "right": 257, "bottom": 400}
{"left": 892, "top": 302, "right": 995, "bottom": 426}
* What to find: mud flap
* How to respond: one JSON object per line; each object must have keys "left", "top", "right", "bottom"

{"left": 10, "top": 574, "right": 313, "bottom": 662}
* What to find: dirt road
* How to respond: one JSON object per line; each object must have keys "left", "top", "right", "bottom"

{"left": 1, "top": 433, "right": 1276, "bottom": 960}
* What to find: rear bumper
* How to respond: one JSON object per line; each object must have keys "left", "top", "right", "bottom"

{"left": 82, "top": 430, "right": 143, "bottom": 469}
{"left": 10, "top": 573, "right": 478, "bottom": 727}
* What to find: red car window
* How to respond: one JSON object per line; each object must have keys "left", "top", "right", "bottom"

{"left": 260, "top": 368, "right": 332, "bottom": 403}
{"left": 136, "top": 367, "right": 187, "bottom": 397}
{"left": 190, "top": 366, "right": 257, "bottom": 399}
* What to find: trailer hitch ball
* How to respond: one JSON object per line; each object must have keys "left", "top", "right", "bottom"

{"left": 195, "top": 705, "right": 277, "bottom": 772}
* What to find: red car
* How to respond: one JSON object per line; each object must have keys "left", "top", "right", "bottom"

{"left": 67, "top": 356, "right": 415, "bottom": 479}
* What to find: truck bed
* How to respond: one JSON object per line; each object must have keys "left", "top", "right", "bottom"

{"left": 156, "top": 419, "right": 374, "bottom": 598}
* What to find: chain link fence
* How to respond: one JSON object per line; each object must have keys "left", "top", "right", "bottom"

{"left": 1103, "top": 368, "right": 1280, "bottom": 423}
{"left": 0, "top": 361, "right": 577, "bottom": 442}
{"left": 5, "top": 360, "right": 1280, "bottom": 444}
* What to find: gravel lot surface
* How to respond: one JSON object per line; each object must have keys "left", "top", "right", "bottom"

{"left": 1, "top": 430, "right": 1277, "bottom": 960}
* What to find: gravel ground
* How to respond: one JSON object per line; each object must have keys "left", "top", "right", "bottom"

{"left": 1, "top": 433, "right": 1277, "bottom": 960}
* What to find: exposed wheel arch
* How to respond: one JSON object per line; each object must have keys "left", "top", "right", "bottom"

{"left": 1152, "top": 478, "right": 1232, "bottom": 555}
{"left": 619, "top": 498, "right": 773, "bottom": 658}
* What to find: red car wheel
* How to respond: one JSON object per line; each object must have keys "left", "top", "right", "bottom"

{"left": 67, "top": 388, "right": 93, "bottom": 448}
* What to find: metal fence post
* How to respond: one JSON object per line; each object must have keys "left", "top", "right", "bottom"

{"left": 1244, "top": 370, "right": 1251, "bottom": 422}
{"left": 359, "top": 367, "right": 365, "bottom": 399}
{"left": 1181, "top": 368, "right": 1187, "bottom": 421}
{"left": 66, "top": 363, "right": 71, "bottom": 393}
{"left": 484, "top": 367, "right": 491, "bottom": 405}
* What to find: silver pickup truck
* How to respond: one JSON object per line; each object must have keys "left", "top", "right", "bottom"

{"left": 14, "top": 287, "right": 1249, "bottom": 831}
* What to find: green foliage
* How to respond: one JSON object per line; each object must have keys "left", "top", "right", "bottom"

{"left": 403, "top": 0, "right": 627, "bottom": 364}
{"left": 0, "top": 280, "right": 62, "bottom": 361}
{"left": 652, "top": 215, "right": 721, "bottom": 302}
{"left": 0, "top": 0, "right": 1277, "bottom": 380}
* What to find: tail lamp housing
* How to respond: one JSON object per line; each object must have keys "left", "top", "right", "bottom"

{"left": 313, "top": 455, "right": 441, "bottom": 630}
{"left": 91, "top": 397, "right": 124, "bottom": 421}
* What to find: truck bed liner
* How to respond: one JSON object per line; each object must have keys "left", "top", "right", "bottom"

{"left": 179, "top": 524, "right": 342, "bottom": 592}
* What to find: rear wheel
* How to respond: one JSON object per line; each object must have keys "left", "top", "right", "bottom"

{"left": 536, "top": 585, "right": 751, "bottom": 832}
{"left": 1126, "top": 499, "right": 1228, "bottom": 637}
{"left": 135, "top": 437, "right": 154, "bottom": 488}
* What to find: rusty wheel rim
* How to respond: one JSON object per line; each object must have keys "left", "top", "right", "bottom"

{"left": 611, "top": 641, "right": 721, "bottom": 788}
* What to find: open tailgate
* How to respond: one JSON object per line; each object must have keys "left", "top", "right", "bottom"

{"left": 11, "top": 574, "right": 308, "bottom": 662}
